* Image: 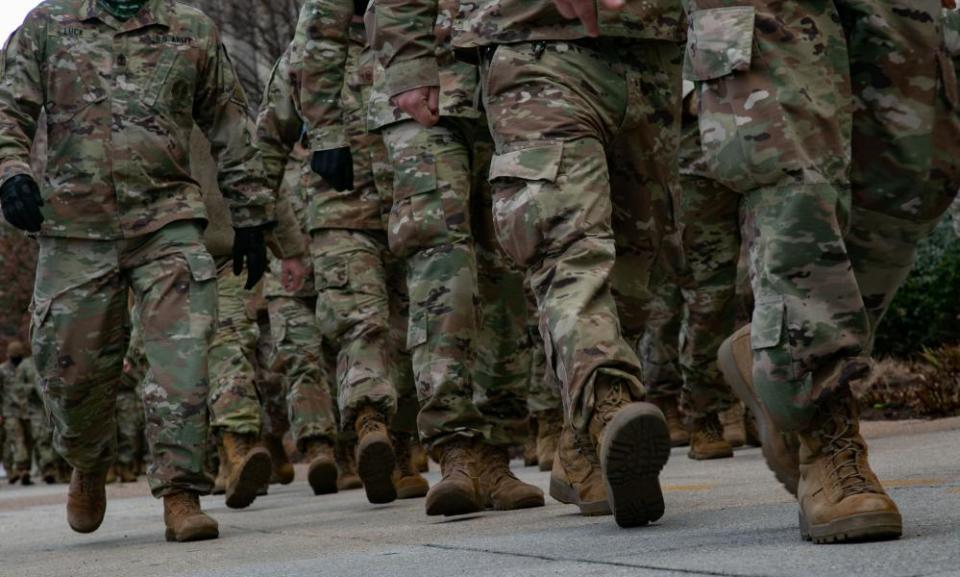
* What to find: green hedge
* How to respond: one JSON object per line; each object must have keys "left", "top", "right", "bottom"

{"left": 873, "top": 218, "right": 960, "bottom": 358}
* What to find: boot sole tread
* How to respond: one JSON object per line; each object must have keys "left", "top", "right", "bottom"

{"left": 601, "top": 404, "right": 671, "bottom": 528}
{"left": 225, "top": 450, "right": 272, "bottom": 510}
{"left": 308, "top": 460, "right": 339, "bottom": 496}
{"left": 800, "top": 511, "right": 902, "bottom": 544}
{"left": 425, "top": 485, "right": 483, "bottom": 517}
{"left": 357, "top": 437, "right": 397, "bottom": 505}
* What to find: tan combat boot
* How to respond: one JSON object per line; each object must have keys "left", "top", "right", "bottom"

{"left": 589, "top": 374, "right": 671, "bottom": 528}
{"left": 304, "top": 437, "right": 338, "bottom": 495}
{"left": 718, "top": 325, "right": 800, "bottom": 495}
{"left": 354, "top": 406, "right": 397, "bottom": 504}
{"left": 393, "top": 433, "right": 429, "bottom": 499}
{"left": 163, "top": 492, "right": 219, "bottom": 543}
{"left": 477, "top": 443, "right": 544, "bottom": 511}
{"left": 222, "top": 432, "right": 272, "bottom": 510}
{"left": 798, "top": 390, "right": 901, "bottom": 544}
{"left": 425, "top": 440, "right": 483, "bottom": 516}
{"left": 523, "top": 416, "right": 538, "bottom": 467}
{"left": 411, "top": 440, "right": 429, "bottom": 473}
{"left": 264, "top": 434, "right": 295, "bottom": 486}
{"left": 653, "top": 396, "right": 690, "bottom": 448}
{"left": 212, "top": 445, "right": 228, "bottom": 495}
{"left": 67, "top": 469, "right": 108, "bottom": 534}
{"left": 688, "top": 413, "right": 734, "bottom": 460}
{"left": 336, "top": 440, "right": 362, "bottom": 491}
{"left": 720, "top": 403, "right": 747, "bottom": 447}
{"left": 549, "top": 425, "right": 610, "bottom": 516}
{"left": 115, "top": 463, "right": 138, "bottom": 483}
{"left": 535, "top": 410, "right": 562, "bottom": 472}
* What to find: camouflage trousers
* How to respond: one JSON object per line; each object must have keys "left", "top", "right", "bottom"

{"left": 640, "top": 115, "right": 740, "bottom": 419}
{"left": 309, "top": 230, "right": 402, "bottom": 430}
{"left": 207, "top": 261, "right": 263, "bottom": 437}
{"left": 525, "top": 289, "right": 562, "bottom": 417}
{"left": 267, "top": 294, "right": 337, "bottom": 449}
{"left": 685, "top": 0, "right": 960, "bottom": 430}
{"left": 382, "top": 117, "right": 531, "bottom": 448}
{"left": 31, "top": 220, "right": 216, "bottom": 496}
{"left": 483, "top": 39, "right": 683, "bottom": 432}
{"left": 3, "top": 417, "right": 32, "bottom": 469}
{"left": 115, "top": 384, "right": 144, "bottom": 468}
{"left": 255, "top": 309, "right": 290, "bottom": 440}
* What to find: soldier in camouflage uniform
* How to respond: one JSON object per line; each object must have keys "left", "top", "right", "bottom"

{"left": 16, "top": 352, "right": 67, "bottom": 484}
{"left": 687, "top": 0, "right": 960, "bottom": 543}
{"left": 2, "top": 341, "right": 33, "bottom": 485}
{"left": 0, "top": 0, "right": 282, "bottom": 542}
{"left": 114, "top": 319, "right": 147, "bottom": 483}
{"left": 377, "top": 0, "right": 683, "bottom": 528}
{"left": 256, "top": 23, "right": 430, "bottom": 504}
{"left": 371, "top": 0, "right": 546, "bottom": 517}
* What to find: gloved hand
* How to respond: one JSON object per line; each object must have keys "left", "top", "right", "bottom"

{"left": 311, "top": 148, "right": 354, "bottom": 192}
{"left": 354, "top": 0, "right": 368, "bottom": 15}
{"left": 1, "top": 174, "right": 44, "bottom": 233}
{"left": 233, "top": 225, "right": 269, "bottom": 290}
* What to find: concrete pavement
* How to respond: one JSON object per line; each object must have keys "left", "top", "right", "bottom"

{"left": 1, "top": 419, "right": 958, "bottom": 577}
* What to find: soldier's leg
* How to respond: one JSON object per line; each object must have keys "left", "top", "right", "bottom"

{"left": 381, "top": 119, "right": 487, "bottom": 448}
{"left": 311, "top": 229, "right": 398, "bottom": 504}
{"left": 639, "top": 269, "right": 688, "bottom": 448}
{"left": 112, "top": 388, "right": 141, "bottom": 482}
{"left": 204, "top": 262, "right": 271, "bottom": 509}
{"left": 5, "top": 418, "right": 31, "bottom": 480}
{"left": 268, "top": 294, "right": 339, "bottom": 495}
{"left": 843, "top": 2, "right": 960, "bottom": 352}
{"left": 254, "top": 309, "right": 294, "bottom": 487}
{"left": 125, "top": 222, "right": 218, "bottom": 499}
{"left": 676, "top": 116, "right": 741, "bottom": 455}
{"left": 484, "top": 40, "right": 680, "bottom": 527}
{"left": 525, "top": 291, "right": 563, "bottom": 471}
{"left": 32, "top": 237, "right": 126, "bottom": 481}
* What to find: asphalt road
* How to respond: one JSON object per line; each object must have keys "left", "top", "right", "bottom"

{"left": 1, "top": 418, "right": 958, "bottom": 577}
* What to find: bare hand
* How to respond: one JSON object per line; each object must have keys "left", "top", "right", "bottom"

{"left": 554, "top": 0, "right": 625, "bottom": 37}
{"left": 392, "top": 86, "right": 440, "bottom": 128}
{"left": 281, "top": 257, "right": 309, "bottom": 293}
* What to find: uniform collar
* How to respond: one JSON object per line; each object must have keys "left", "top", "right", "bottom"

{"left": 83, "top": 0, "right": 172, "bottom": 32}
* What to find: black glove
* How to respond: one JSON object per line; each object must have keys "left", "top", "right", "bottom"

{"left": 354, "top": 0, "right": 368, "bottom": 15}
{"left": 232, "top": 225, "right": 269, "bottom": 290}
{"left": 311, "top": 148, "right": 354, "bottom": 192}
{"left": 1, "top": 175, "right": 44, "bottom": 233}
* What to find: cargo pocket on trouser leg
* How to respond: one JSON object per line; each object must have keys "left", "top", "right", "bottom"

{"left": 314, "top": 255, "right": 352, "bottom": 341}
{"left": 488, "top": 143, "right": 563, "bottom": 268}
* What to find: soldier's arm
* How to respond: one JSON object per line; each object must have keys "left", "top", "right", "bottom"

{"left": 255, "top": 51, "right": 304, "bottom": 193}
{"left": 193, "top": 26, "right": 275, "bottom": 229}
{"left": 374, "top": 0, "right": 440, "bottom": 98}
{"left": 0, "top": 15, "right": 45, "bottom": 185}
{"left": 296, "top": 0, "right": 354, "bottom": 153}
{"left": 267, "top": 187, "right": 308, "bottom": 260}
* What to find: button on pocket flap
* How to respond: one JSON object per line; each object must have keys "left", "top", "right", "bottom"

{"left": 184, "top": 250, "right": 217, "bottom": 283}
{"left": 685, "top": 7, "right": 756, "bottom": 82}
{"left": 316, "top": 256, "right": 349, "bottom": 289}
{"left": 489, "top": 143, "right": 564, "bottom": 183}
{"left": 751, "top": 295, "right": 784, "bottom": 350}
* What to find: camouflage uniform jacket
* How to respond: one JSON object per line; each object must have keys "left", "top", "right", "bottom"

{"left": 367, "top": 0, "right": 480, "bottom": 129}
{"left": 0, "top": 0, "right": 275, "bottom": 240}
{"left": 375, "top": 0, "right": 685, "bottom": 97}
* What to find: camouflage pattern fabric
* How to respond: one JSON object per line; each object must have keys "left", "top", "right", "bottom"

{"left": 207, "top": 261, "right": 262, "bottom": 437}
{"left": 685, "top": 0, "right": 960, "bottom": 431}
{"left": 16, "top": 358, "right": 65, "bottom": 475}
{"left": 255, "top": 309, "right": 290, "bottom": 439}
{"left": 638, "top": 272, "right": 685, "bottom": 404}
{"left": 525, "top": 288, "right": 562, "bottom": 417}
{"left": 31, "top": 221, "right": 217, "bottom": 497}
{"left": 268, "top": 295, "right": 338, "bottom": 448}
{"left": 481, "top": 39, "right": 683, "bottom": 432}
{"left": 117, "top": 331, "right": 146, "bottom": 469}
{"left": 97, "top": 0, "right": 148, "bottom": 21}
{"left": 2, "top": 359, "right": 34, "bottom": 469}
{"left": 0, "top": 0, "right": 274, "bottom": 240}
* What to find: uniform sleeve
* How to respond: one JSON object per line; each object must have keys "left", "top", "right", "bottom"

{"left": 0, "top": 16, "right": 45, "bottom": 187}
{"left": 374, "top": 0, "right": 440, "bottom": 98}
{"left": 266, "top": 186, "right": 308, "bottom": 260}
{"left": 193, "top": 27, "right": 275, "bottom": 229}
{"left": 255, "top": 52, "right": 303, "bottom": 193}
{"left": 296, "top": 0, "right": 353, "bottom": 153}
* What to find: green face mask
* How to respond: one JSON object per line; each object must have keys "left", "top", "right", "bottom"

{"left": 98, "top": 0, "right": 149, "bottom": 21}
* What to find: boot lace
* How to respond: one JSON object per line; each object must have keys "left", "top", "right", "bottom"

{"left": 358, "top": 412, "right": 386, "bottom": 437}
{"left": 167, "top": 492, "right": 199, "bottom": 518}
{"left": 822, "top": 411, "right": 874, "bottom": 497}
{"left": 594, "top": 381, "right": 631, "bottom": 427}
{"left": 698, "top": 415, "right": 725, "bottom": 443}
